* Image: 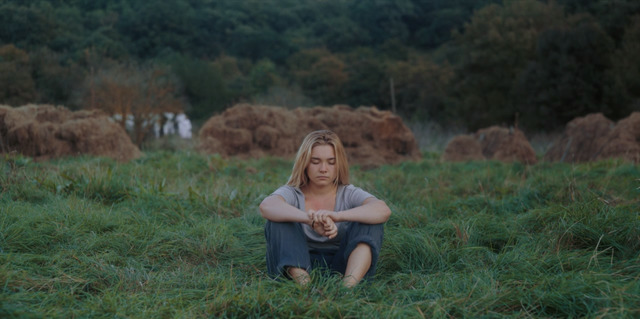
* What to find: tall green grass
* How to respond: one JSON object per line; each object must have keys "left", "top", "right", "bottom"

{"left": 1, "top": 151, "right": 639, "bottom": 318}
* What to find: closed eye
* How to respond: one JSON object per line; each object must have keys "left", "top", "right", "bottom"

{"left": 310, "top": 158, "right": 336, "bottom": 165}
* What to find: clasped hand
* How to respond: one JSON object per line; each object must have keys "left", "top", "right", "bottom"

{"left": 308, "top": 210, "right": 338, "bottom": 239}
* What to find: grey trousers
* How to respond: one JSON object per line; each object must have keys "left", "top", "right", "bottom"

{"left": 264, "top": 221, "right": 384, "bottom": 280}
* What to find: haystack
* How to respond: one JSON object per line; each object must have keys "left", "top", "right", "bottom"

{"left": 596, "top": 112, "right": 640, "bottom": 163}
{"left": 0, "top": 104, "right": 142, "bottom": 161}
{"left": 441, "top": 135, "right": 483, "bottom": 162}
{"left": 477, "top": 126, "right": 538, "bottom": 164}
{"left": 198, "top": 103, "right": 421, "bottom": 167}
{"left": 198, "top": 104, "right": 300, "bottom": 158}
{"left": 443, "top": 126, "right": 537, "bottom": 164}
{"left": 544, "top": 113, "right": 614, "bottom": 163}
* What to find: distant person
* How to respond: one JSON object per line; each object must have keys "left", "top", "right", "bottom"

{"left": 259, "top": 130, "right": 391, "bottom": 287}
{"left": 176, "top": 113, "right": 192, "bottom": 139}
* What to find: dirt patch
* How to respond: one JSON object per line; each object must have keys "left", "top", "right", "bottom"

{"left": 544, "top": 113, "right": 614, "bottom": 163}
{"left": 443, "top": 126, "right": 537, "bottom": 164}
{"left": 198, "top": 104, "right": 421, "bottom": 167}
{"left": 0, "top": 104, "right": 142, "bottom": 161}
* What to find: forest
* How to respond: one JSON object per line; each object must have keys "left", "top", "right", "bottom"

{"left": 1, "top": 0, "right": 639, "bottom": 131}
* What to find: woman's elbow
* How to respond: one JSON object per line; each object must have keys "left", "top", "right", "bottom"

{"left": 378, "top": 200, "right": 392, "bottom": 222}
{"left": 259, "top": 199, "right": 271, "bottom": 219}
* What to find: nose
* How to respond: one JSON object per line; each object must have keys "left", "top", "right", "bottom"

{"left": 319, "top": 162, "right": 328, "bottom": 172}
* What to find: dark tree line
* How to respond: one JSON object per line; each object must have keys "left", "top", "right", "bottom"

{"left": 0, "top": 0, "right": 639, "bottom": 131}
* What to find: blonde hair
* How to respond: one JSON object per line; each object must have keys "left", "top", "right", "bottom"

{"left": 287, "top": 130, "right": 349, "bottom": 188}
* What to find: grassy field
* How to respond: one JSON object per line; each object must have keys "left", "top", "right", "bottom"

{"left": 1, "top": 150, "right": 639, "bottom": 318}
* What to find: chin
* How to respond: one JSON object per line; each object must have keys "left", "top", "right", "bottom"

{"left": 314, "top": 179, "right": 332, "bottom": 186}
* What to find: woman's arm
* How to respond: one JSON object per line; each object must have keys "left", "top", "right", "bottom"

{"left": 259, "top": 195, "right": 312, "bottom": 224}
{"left": 314, "top": 197, "right": 391, "bottom": 225}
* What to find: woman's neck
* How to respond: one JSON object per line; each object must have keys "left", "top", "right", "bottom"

{"left": 302, "top": 183, "right": 337, "bottom": 197}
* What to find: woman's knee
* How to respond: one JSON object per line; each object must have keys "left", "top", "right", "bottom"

{"left": 349, "top": 222, "right": 384, "bottom": 234}
{"left": 346, "top": 223, "right": 384, "bottom": 246}
{"left": 265, "top": 221, "right": 306, "bottom": 242}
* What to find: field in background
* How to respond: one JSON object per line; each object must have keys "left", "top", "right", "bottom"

{"left": 145, "top": 119, "right": 557, "bottom": 156}
{"left": 1, "top": 150, "right": 639, "bottom": 318}
{"left": 407, "top": 121, "right": 562, "bottom": 156}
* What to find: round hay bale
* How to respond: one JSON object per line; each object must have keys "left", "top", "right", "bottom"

{"left": 442, "top": 126, "right": 537, "bottom": 164}
{"left": 442, "top": 135, "right": 484, "bottom": 162}
{"left": 198, "top": 104, "right": 300, "bottom": 158}
{"left": 475, "top": 126, "right": 537, "bottom": 164}
{"left": 319, "top": 106, "right": 368, "bottom": 148}
{"left": 475, "top": 126, "right": 509, "bottom": 158}
{"left": 596, "top": 112, "right": 640, "bottom": 163}
{"left": 197, "top": 103, "right": 421, "bottom": 167}
{"left": 0, "top": 104, "right": 141, "bottom": 161}
{"left": 254, "top": 125, "right": 280, "bottom": 150}
{"left": 544, "top": 113, "right": 614, "bottom": 163}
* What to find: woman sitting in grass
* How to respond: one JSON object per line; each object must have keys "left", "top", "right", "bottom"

{"left": 259, "top": 130, "right": 391, "bottom": 287}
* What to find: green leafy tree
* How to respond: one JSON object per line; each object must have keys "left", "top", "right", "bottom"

{"left": 0, "top": 3, "right": 56, "bottom": 49}
{"left": 287, "top": 49, "right": 348, "bottom": 105}
{"left": 555, "top": 0, "right": 640, "bottom": 43}
{"left": 282, "top": 0, "right": 350, "bottom": 50}
{"left": 47, "top": 4, "right": 84, "bottom": 53}
{"left": 210, "top": 55, "right": 254, "bottom": 103}
{"left": 30, "top": 48, "right": 85, "bottom": 108}
{"left": 340, "top": 47, "right": 387, "bottom": 108}
{"left": 447, "top": 0, "right": 566, "bottom": 129}
{"left": 226, "top": 25, "right": 294, "bottom": 64}
{"left": 515, "top": 16, "right": 619, "bottom": 129}
{"left": 387, "top": 53, "right": 453, "bottom": 121}
{"left": 0, "top": 44, "right": 36, "bottom": 106}
{"left": 117, "top": 0, "right": 196, "bottom": 58}
{"left": 169, "top": 55, "right": 231, "bottom": 121}
{"left": 310, "top": 17, "right": 370, "bottom": 52}
{"left": 77, "top": 8, "right": 129, "bottom": 60}
{"left": 347, "top": 0, "right": 415, "bottom": 45}
{"left": 412, "top": 7, "right": 468, "bottom": 49}
{"left": 212, "top": 0, "right": 298, "bottom": 63}
{"left": 408, "top": 0, "right": 502, "bottom": 49}
{"left": 609, "top": 15, "right": 640, "bottom": 111}
{"left": 248, "top": 59, "right": 282, "bottom": 95}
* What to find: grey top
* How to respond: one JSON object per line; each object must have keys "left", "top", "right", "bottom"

{"left": 271, "top": 184, "right": 375, "bottom": 250}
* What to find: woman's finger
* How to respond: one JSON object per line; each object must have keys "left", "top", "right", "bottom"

{"left": 313, "top": 211, "right": 324, "bottom": 223}
{"left": 327, "top": 225, "right": 338, "bottom": 239}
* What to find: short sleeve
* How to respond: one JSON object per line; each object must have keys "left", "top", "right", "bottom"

{"left": 337, "top": 184, "right": 376, "bottom": 211}
{"left": 270, "top": 185, "right": 300, "bottom": 208}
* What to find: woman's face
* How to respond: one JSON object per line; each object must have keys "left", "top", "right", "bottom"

{"left": 305, "top": 144, "right": 337, "bottom": 187}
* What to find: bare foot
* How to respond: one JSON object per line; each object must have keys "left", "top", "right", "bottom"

{"left": 287, "top": 267, "right": 310, "bottom": 286}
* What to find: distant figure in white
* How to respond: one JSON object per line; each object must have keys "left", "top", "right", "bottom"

{"left": 111, "top": 112, "right": 192, "bottom": 139}
{"left": 159, "top": 112, "right": 192, "bottom": 139}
